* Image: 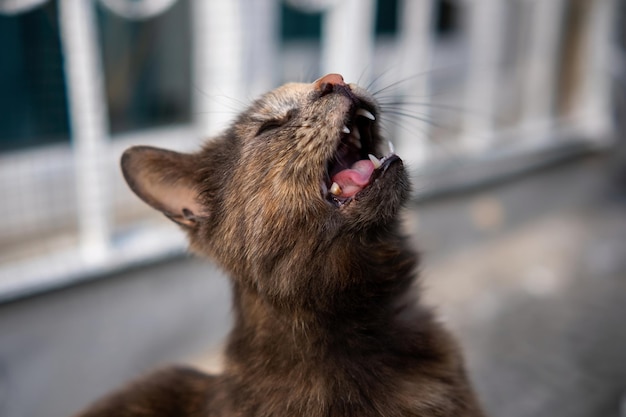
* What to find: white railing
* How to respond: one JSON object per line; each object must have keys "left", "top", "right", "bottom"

{"left": 0, "top": 0, "right": 618, "bottom": 301}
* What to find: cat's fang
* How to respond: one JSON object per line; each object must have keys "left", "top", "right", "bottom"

{"left": 388, "top": 140, "right": 395, "bottom": 154}
{"left": 356, "top": 108, "right": 375, "bottom": 121}
{"left": 330, "top": 182, "right": 342, "bottom": 195}
{"left": 342, "top": 126, "right": 351, "bottom": 134}
{"left": 368, "top": 154, "right": 382, "bottom": 169}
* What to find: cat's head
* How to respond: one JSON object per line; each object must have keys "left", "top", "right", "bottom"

{"left": 122, "top": 74, "right": 410, "bottom": 300}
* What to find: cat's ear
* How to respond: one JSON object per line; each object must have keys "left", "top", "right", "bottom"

{"left": 121, "top": 146, "right": 208, "bottom": 227}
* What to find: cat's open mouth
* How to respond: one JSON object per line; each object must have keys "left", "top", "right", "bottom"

{"left": 323, "top": 107, "right": 398, "bottom": 207}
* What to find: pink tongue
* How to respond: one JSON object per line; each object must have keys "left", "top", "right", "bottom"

{"left": 331, "top": 159, "right": 375, "bottom": 198}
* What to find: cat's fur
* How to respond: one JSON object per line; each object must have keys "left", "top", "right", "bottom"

{"left": 75, "top": 74, "right": 484, "bottom": 417}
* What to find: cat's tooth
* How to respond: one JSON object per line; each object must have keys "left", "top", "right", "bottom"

{"left": 330, "top": 182, "right": 342, "bottom": 195}
{"left": 357, "top": 108, "right": 375, "bottom": 121}
{"left": 351, "top": 128, "right": 360, "bottom": 140}
{"left": 342, "top": 126, "right": 351, "bottom": 134}
{"left": 388, "top": 140, "right": 395, "bottom": 154}
{"left": 368, "top": 154, "right": 382, "bottom": 169}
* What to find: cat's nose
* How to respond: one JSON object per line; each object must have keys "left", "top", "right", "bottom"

{"left": 315, "top": 73, "right": 346, "bottom": 95}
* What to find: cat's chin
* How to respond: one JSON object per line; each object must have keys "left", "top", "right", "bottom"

{"left": 334, "top": 154, "right": 410, "bottom": 230}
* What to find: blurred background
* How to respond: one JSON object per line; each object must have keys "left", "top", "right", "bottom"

{"left": 0, "top": 0, "right": 625, "bottom": 416}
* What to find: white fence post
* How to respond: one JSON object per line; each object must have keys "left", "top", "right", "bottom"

{"left": 59, "top": 0, "right": 111, "bottom": 263}
{"left": 520, "top": 0, "right": 566, "bottom": 140}
{"left": 396, "top": 0, "right": 436, "bottom": 167}
{"left": 461, "top": 0, "right": 506, "bottom": 153}
{"left": 192, "top": 0, "right": 245, "bottom": 138}
{"left": 240, "top": 0, "right": 279, "bottom": 97}
{"left": 321, "top": 0, "right": 376, "bottom": 84}
{"left": 577, "top": 0, "right": 617, "bottom": 142}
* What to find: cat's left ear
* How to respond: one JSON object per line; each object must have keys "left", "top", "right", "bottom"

{"left": 121, "top": 146, "right": 208, "bottom": 227}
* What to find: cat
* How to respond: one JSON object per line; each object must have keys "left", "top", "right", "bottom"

{"left": 75, "top": 73, "right": 485, "bottom": 417}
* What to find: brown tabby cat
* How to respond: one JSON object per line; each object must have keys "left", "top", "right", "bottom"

{"left": 76, "top": 74, "right": 484, "bottom": 417}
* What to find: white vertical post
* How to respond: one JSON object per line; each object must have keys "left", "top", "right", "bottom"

{"left": 59, "top": 0, "right": 111, "bottom": 263}
{"left": 461, "top": 0, "right": 506, "bottom": 153}
{"left": 577, "top": 0, "right": 617, "bottom": 142}
{"left": 396, "top": 0, "right": 436, "bottom": 167}
{"left": 321, "top": 0, "right": 376, "bottom": 84}
{"left": 240, "top": 0, "right": 279, "bottom": 97}
{"left": 191, "top": 0, "right": 245, "bottom": 138}
{"left": 520, "top": 0, "right": 566, "bottom": 140}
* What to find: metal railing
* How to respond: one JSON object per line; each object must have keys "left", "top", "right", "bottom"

{"left": 0, "top": 0, "right": 618, "bottom": 301}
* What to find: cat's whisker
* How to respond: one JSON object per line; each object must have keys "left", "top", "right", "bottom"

{"left": 381, "top": 110, "right": 444, "bottom": 129}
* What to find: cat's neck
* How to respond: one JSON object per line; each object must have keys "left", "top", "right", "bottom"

{"left": 216, "top": 234, "right": 472, "bottom": 417}
{"left": 224, "top": 234, "right": 422, "bottom": 366}
{"left": 219, "top": 247, "right": 451, "bottom": 417}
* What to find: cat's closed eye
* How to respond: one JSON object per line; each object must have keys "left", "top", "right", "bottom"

{"left": 256, "top": 118, "right": 285, "bottom": 136}
{"left": 255, "top": 110, "right": 296, "bottom": 136}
